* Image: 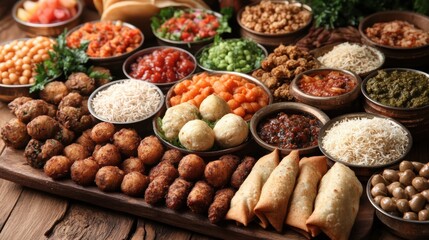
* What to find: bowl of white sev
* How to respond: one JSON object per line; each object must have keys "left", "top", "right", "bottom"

{"left": 88, "top": 79, "right": 164, "bottom": 134}
{"left": 318, "top": 112, "right": 412, "bottom": 180}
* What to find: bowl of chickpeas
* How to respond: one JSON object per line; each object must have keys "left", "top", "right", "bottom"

{"left": 0, "top": 37, "right": 54, "bottom": 102}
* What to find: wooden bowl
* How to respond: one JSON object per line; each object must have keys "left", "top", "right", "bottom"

{"left": 361, "top": 68, "right": 429, "bottom": 139}
{"left": 290, "top": 68, "right": 362, "bottom": 112}
{"left": 358, "top": 11, "right": 429, "bottom": 67}
{"left": 0, "top": 83, "right": 34, "bottom": 102}
{"left": 12, "top": 0, "right": 83, "bottom": 37}
{"left": 122, "top": 46, "right": 197, "bottom": 94}
{"left": 250, "top": 102, "right": 330, "bottom": 156}
{"left": 237, "top": 0, "right": 312, "bottom": 49}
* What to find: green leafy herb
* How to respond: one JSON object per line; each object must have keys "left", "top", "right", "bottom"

{"left": 150, "top": 7, "right": 176, "bottom": 33}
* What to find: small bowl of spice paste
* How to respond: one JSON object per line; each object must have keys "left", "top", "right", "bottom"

{"left": 250, "top": 102, "right": 330, "bottom": 156}
{"left": 361, "top": 68, "right": 429, "bottom": 138}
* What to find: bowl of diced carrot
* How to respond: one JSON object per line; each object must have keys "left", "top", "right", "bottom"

{"left": 165, "top": 71, "right": 273, "bottom": 121}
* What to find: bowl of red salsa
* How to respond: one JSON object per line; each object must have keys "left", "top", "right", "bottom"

{"left": 150, "top": 7, "right": 230, "bottom": 53}
{"left": 123, "top": 46, "right": 197, "bottom": 93}
{"left": 290, "top": 68, "right": 361, "bottom": 113}
{"left": 250, "top": 102, "right": 330, "bottom": 156}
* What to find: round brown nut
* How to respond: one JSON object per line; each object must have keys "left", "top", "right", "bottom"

{"left": 121, "top": 172, "right": 150, "bottom": 196}
{"left": 392, "top": 187, "right": 408, "bottom": 199}
{"left": 44, "top": 156, "right": 73, "bottom": 179}
{"left": 412, "top": 162, "right": 424, "bottom": 172}
{"left": 383, "top": 169, "right": 399, "bottom": 183}
{"left": 412, "top": 177, "right": 429, "bottom": 192}
{"left": 387, "top": 182, "right": 403, "bottom": 195}
{"left": 419, "top": 164, "right": 429, "bottom": 178}
{"left": 399, "top": 161, "right": 414, "bottom": 172}
{"left": 405, "top": 185, "right": 418, "bottom": 199}
{"left": 399, "top": 169, "right": 416, "bottom": 186}
{"left": 71, "top": 157, "right": 99, "bottom": 186}
{"left": 409, "top": 194, "right": 426, "bottom": 212}
{"left": 93, "top": 143, "right": 121, "bottom": 167}
{"left": 374, "top": 195, "right": 384, "bottom": 206}
{"left": 421, "top": 189, "right": 429, "bottom": 202}
{"left": 121, "top": 157, "right": 145, "bottom": 174}
{"left": 371, "top": 183, "right": 388, "bottom": 197}
{"left": 403, "top": 212, "right": 418, "bottom": 220}
{"left": 419, "top": 209, "right": 429, "bottom": 221}
{"left": 396, "top": 199, "right": 410, "bottom": 213}
{"left": 371, "top": 174, "right": 387, "bottom": 187}
{"left": 380, "top": 197, "right": 397, "bottom": 212}
{"left": 95, "top": 166, "right": 125, "bottom": 192}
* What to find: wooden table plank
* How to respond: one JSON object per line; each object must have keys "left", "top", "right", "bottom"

{"left": 137, "top": 219, "right": 193, "bottom": 240}
{"left": 0, "top": 180, "right": 22, "bottom": 231}
{"left": 48, "top": 203, "right": 134, "bottom": 240}
{"left": 0, "top": 188, "right": 68, "bottom": 240}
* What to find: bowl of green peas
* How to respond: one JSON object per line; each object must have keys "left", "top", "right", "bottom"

{"left": 195, "top": 37, "right": 268, "bottom": 74}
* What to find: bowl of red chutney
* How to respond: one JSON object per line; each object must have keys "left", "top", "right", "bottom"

{"left": 250, "top": 102, "right": 330, "bottom": 156}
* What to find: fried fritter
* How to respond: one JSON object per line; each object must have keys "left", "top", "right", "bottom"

{"left": 44, "top": 155, "right": 73, "bottom": 179}
{"left": 65, "top": 72, "right": 95, "bottom": 96}
{"left": 1, "top": 118, "right": 30, "bottom": 149}
{"left": 27, "top": 115, "right": 60, "bottom": 140}
{"left": 40, "top": 81, "right": 69, "bottom": 105}
{"left": 113, "top": 128, "right": 140, "bottom": 156}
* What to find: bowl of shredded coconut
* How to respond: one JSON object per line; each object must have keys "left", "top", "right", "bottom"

{"left": 319, "top": 112, "right": 412, "bottom": 179}
{"left": 312, "top": 42, "right": 385, "bottom": 78}
{"left": 88, "top": 79, "right": 164, "bottom": 131}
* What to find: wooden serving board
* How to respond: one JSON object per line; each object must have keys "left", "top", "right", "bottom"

{"left": 0, "top": 147, "right": 374, "bottom": 240}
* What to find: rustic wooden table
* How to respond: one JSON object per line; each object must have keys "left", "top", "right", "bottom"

{"left": 1, "top": 1, "right": 428, "bottom": 240}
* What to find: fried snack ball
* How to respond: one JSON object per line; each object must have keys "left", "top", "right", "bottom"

{"left": 91, "top": 122, "right": 115, "bottom": 143}
{"left": 54, "top": 124, "right": 75, "bottom": 145}
{"left": 205, "top": 156, "right": 240, "bottom": 188}
{"left": 113, "top": 128, "right": 141, "bottom": 156}
{"left": 1, "top": 118, "right": 30, "bottom": 149}
{"left": 15, "top": 99, "right": 53, "bottom": 123}
{"left": 57, "top": 106, "right": 95, "bottom": 133}
{"left": 64, "top": 143, "right": 90, "bottom": 162}
{"left": 187, "top": 180, "right": 214, "bottom": 214}
{"left": 230, "top": 156, "right": 256, "bottom": 189}
{"left": 165, "top": 178, "right": 193, "bottom": 210}
{"left": 40, "top": 81, "right": 69, "bottom": 104}
{"left": 65, "top": 72, "right": 96, "bottom": 96}
{"left": 137, "top": 135, "right": 164, "bottom": 165}
{"left": 76, "top": 129, "right": 96, "bottom": 153}
{"left": 44, "top": 156, "right": 73, "bottom": 179}
{"left": 161, "top": 149, "right": 183, "bottom": 166}
{"left": 8, "top": 96, "right": 32, "bottom": 115}
{"left": 121, "top": 172, "right": 150, "bottom": 196}
{"left": 95, "top": 166, "right": 125, "bottom": 192}
{"left": 24, "top": 139, "right": 64, "bottom": 168}
{"left": 145, "top": 175, "right": 175, "bottom": 205}
{"left": 208, "top": 188, "right": 235, "bottom": 224}
{"left": 178, "top": 154, "right": 205, "bottom": 181}
{"left": 149, "top": 161, "right": 178, "bottom": 182}
{"left": 91, "top": 66, "right": 111, "bottom": 87}
{"left": 58, "top": 92, "right": 83, "bottom": 108}
{"left": 121, "top": 157, "right": 145, "bottom": 174}
{"left": 93, "top": 143, "right": 121, "bottom": 167}
{"left": 71, "top": 157, "right": 100, "bottom": 186}
{"left": 27, "top": 115, "right": 60, "bottom": 140}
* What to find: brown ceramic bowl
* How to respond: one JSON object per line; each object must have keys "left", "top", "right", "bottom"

{"left": 311, "top": 42, "right": 385, "bottom": 78}
{"left": 122, "top": 46, "right": 197, "bottom": 93}
{"left": 367, "top": 173, "right": 429, "bottom": 239}
{"left": 250, "top": 102, "right": 330, "bottom": 156}
{"left": 0, "top": 83, "right": 34, "bottom": 102}
{"left": 359, "top": 11, "right": 429, "bottom": 67}
{"left": 290, "top": 68, "right": 362, "bottom": 111}
{"left": 12, "top": 0, "right": 83, "bottom": 37}
{"left": 318, "top": 112, "right": 412, "bottom": 180}
{"left": 237, "top": 0, "right": 312, "bottom": 49}
{"left": 361, "top": 68, "right": 429, "bottom": 139}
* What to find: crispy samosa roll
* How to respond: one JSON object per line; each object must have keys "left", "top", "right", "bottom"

{"left": 285, "top": 156, "right": 328, "bottom": 237}
{"left": 225, "top": 149, "right": 280, "bottom": 226}
{"left": 306, "top": 162, "right": 362, "bottom": 240}
{"left": 254, "top": 150, "right": 300, "bottom": 232}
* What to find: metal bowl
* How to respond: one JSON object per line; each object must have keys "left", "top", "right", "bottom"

{"left": 152, "top": 8, "right": 224, "bottom": 54}
{"left": 194, "top": 38, "right": 268, "bottom": 74}
{"left": 67, "top": 20, "right": 144, "bottom": 74}
{"left": 358, "top": 11, "right": 429, "bottom": 67}
{"left": 250, "top": 102, "right": 330, "bottom": 156}
{"left": 237, "top": 0, "right": 312, "bottom": 49}
{"left": 122, "top": 46, "right": 197, "bottom": 94}
{"left": 88, "top": 79, "right": 164, "bottom": 135}
{"left": 367, "top": 173, "right": 429, "bottom": 239}
{"left": 12, "top": 0, "right": 83, "bottom": 37}
{"left": 318, "top": 112, "right": 413, "bottom": 180}
{"left": 290, "top": 68, "right": 362, "bottom": 112}
{"left": 311, "top": 42, "right": 385, "bottom": 78}
{"left": 361, "top": 68, "right": 429, "bottom": 139}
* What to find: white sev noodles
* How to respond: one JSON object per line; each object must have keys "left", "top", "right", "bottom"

{"left": 322, "top": 117, "right": 409, "bottom": 166}
{"left": 317, "top": 42, "right": 381, "bottom": 75}
{"left": 92, "top": 80, "right": 161, "bottom": 122}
